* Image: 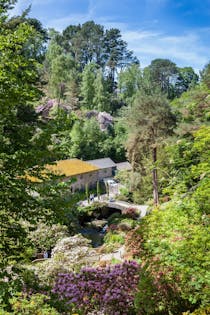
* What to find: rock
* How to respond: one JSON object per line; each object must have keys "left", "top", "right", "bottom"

{"left": 85, "top": 110, "right": 113, "bottom": 131}
{"left": 118, "top": 222, "right": 133, "bottom": 231}
{"left": 88, "top": 219, "right": 108, "bottom": 230}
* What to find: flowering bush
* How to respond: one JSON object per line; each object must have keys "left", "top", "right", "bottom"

{"left": 31, "top": 234, "right": 99, "bottom": 286}
{"left": 28, "top": 223, "right": 69, "bottom": 252}
{"left": 52, "top": 260, "right": 140, "bottom": 315}
{"left": 123, "top": 207, "right": 139, "bottom": 219}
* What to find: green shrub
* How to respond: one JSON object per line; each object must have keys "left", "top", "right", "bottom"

{"left": 134, "top": 201, "right": 210, "bottom": 314}
{"left": 104, "top": 231, "right": 125, "bottom": 245}
{"left": 183, "top": 306, "right": 210, "bottom": 315}
{"left": 1, "top": 293, "right": 60, "bottom": 315}
{"left": 107, "top": 212, "right": 122, "bottom": 224}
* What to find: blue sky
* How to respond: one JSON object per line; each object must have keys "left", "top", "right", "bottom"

{"left": 11, "top": 0, "right": 210, "bottom": 72}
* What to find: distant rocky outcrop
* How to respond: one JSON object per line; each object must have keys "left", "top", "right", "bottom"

{"left": 86, "top": 110, "right": 113, "bottom": 131}
{"left": 36, "top": 99, "right": 72, "bottom": 120}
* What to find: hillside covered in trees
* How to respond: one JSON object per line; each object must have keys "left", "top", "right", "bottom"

{"left": 0, "top": 1, "right": 209, "bottom": 314}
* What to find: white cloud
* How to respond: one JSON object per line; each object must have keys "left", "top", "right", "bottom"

{"left": 121, "top": 28, "right": 209, "bottom": 71}
{"left": 45, "top": 0, "right": 94, "bottom": 30}
{"left": 46, "top": 14, "right": 91, "bottom": 30}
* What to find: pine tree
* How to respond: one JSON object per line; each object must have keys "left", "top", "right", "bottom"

{"left": 126, "top": 90, "right": 176, "bottom": 205}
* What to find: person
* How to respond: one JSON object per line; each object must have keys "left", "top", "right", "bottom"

{"left": 43, "top": 250, "right": 48, "bottom": 259}
{"left": 101, "top": 224, "right": 108, "bottom": 234}
{"left": 47, "top": 248, "right": 52, "bottom": 258}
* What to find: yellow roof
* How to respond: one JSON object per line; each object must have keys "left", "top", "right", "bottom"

{"left": 25, "top": 159, "right": 99, "bottom": 182}
{"left": 46, "top": 159, "right": 99, "bottom": 176}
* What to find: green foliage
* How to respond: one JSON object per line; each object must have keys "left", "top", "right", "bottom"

{"left": 134, "top": 202, "right": 210, "bottom": 313}
{"left": 126, "top": 89, "right": 175, "bottom": 165}
{"left": 132, "top": 82, "right": 210, "bottom": 314}
{"left": 6, "top": 293, "right": 60, "bottom": 314}
{"left": 144, "top": 59, "right": 198, "bottom": 99}
{"left": 80, "top": 62, "right": 97, "bottom": 109}
{"left": 0, "top": 10, "right": 47, "bottom": 266}
{"left": 0, "top": 265, "right": 41, "bottom": 311}
{"left": 118, "top": 63, "right": 142, "bottom": 103}
{"left": 176, "top": 67, "right": 199, "bottom": 95}
{"left": 1, "top": 4, "right": 209, "bottom": 314}
{"left": 0, "top": 0, "right": 17, "bottom": 14}
{"left": 104, "top": 232, "right": 125, "bottom": 245}
{"left": 0, "top": 8, "right": 77, "bottom": 312}
{"left": 0, "top": 267, "right": 23, "bottom": 310}
{"left": 135, "top": 263, "right": 186, "bottom": 315}
{"left": 171, "top": 84, "right": 210, "bottom": 133}
{"left": 93, "top": 69, "right": 111, "bottom": 112}
{"left": 164, "top": 126, "right": 210, "bottom": 214}
{"left": 124, "top": 88, "right": 176, "bottom": 204}
{"left": 103, "top": 230, "right": 125, "bottom": 253}
{"left": 107, "top": 212, "right": 122, "bottom": 223}
{"left": 69, "top": 117, "right": 117, "bottom": 160}
{"left": 200, "top": 61, "right": 210, "bottom": 88}
{"left": 183, "top": 306, "right": 210, "bottom": 315}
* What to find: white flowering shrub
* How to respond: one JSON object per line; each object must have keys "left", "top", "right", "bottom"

{"left": 28, "top": 223, "right": 69, "bottom": 252}
{"left": 32, "top": 234, "right": 99, "bottom": 286}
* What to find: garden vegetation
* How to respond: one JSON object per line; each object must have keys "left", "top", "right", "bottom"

{"left": 0, "top": 1, "right": 209, "bottom": 314}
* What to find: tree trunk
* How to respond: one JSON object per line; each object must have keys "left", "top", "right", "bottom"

{"left": 152, "top": 146, "right": 159, "bottom": 205}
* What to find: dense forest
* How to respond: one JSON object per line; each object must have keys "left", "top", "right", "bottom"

{"left": 0, "top": 1, "right": 209, "bottom": 314}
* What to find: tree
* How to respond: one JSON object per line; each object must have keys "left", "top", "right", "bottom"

{"left": 145, "top": 59, "right": 198, "bottom": 99}
{"left": 0, "top": 0, "right": 16, "bottom": 13}
{"left": 200, "top": 61, "right": 210, "bottom": 88}
{"left": 0, "top": 2, "right": 42, "bottom": 287}
{"left": 57, "top": 21, "right": 139, "bottom": 79}
{"left": 93, "top": 69, "right": 110, "bottom": 112}
{"left": 0, "top": 1, "right": 70, "bottom": 270}
{"left": 69, "top": 121, "right": 84, "bottom": 157}
{"left": 5, "top": 7, "right": 48, "bottom": 62}
{"left": 103, "top": 28, "right": 138, "bottom": 91}
{"left": 175, "top": 67, "right": 198, "bottom": 96}
{"left": 80, "top": 62, "right": 97, "bottom": 109}
{"left": 62, "top": 21, "right": 104, "bottom": 70}
{"left": 118, "top": 63, "right": 142, "bottom": 103}
{"left": 44, "top": 32, "right": 77, "bottom": 101}
{"left": 49, "top": 53, "right": 75, "bottom": 101}
{"left": 126, "top": 90, "right": 176, "bottom": 204}
{"left": 79, "top": 21, "right": 104, "bottom": 66}
{"left": 144, "top": 58, "right": 178, "bottom": 99}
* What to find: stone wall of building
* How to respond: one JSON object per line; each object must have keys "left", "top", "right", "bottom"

{"left": 68, "top": 167, "right": 115, "bottom": 192}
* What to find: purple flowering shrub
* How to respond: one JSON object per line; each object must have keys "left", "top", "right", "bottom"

{"left": 52, "top": 260, "right": 140, "bottom": 315}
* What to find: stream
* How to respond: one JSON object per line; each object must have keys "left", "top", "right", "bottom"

{"left": 79, "top": 226, "right": 105, "bottom": 247}
{"left": 78, "top": 207, "right": 121, "bottom": 247}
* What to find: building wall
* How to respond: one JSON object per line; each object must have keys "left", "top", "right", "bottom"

{"left": 68, "top": 167, "right": 116, "bottom": 192}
